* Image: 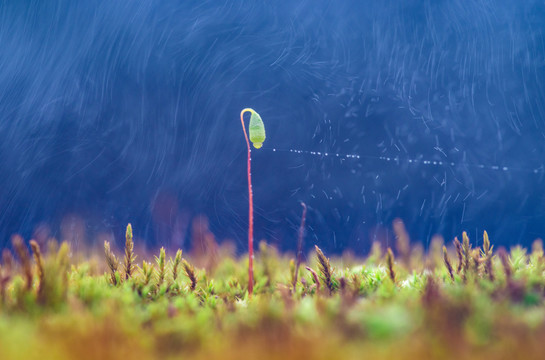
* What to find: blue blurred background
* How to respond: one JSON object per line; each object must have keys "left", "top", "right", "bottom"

{"left": 1, "top": 0, "right": 544, "bottom": 254}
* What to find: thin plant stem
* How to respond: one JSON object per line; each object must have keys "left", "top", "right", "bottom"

{"left": 240, "top": 108, "right": 255, "bottom": 296}
{"left": 293, "top": 202, "right": 307, "bottom": 292}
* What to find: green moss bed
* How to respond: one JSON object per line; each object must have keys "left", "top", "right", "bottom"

{"left": 1, "top": 225, "right": 545, "bottom": 360}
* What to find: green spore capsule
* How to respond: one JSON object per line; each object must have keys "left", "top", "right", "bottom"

{"left": 248, "top": 110, "right": 266, "bottom": 149}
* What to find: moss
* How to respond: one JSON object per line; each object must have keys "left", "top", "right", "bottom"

{"left": 1, "top": 227, "right": 545, "bottom": 359}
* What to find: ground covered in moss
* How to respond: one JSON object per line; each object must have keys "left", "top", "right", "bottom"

{"left": 1, "top": 224, "right": 545, "bottom": 360}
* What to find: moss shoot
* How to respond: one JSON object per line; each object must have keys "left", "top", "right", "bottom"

{"left": 1, "top": 225, "right": 545, "bottom": 360}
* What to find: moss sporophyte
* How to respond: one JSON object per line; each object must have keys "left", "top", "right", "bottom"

{"left": 240, "top": 108, "right": 266, "bottom": 296}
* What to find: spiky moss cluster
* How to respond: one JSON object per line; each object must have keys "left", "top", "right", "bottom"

{"left": 1, "top": 226, "right": 545, "bottom": 360}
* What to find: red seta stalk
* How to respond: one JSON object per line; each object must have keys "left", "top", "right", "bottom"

{"left": 240, "top": 108, "right": 254, "bottom": 296}
{"left": 293, "top": 202, "right": 307, "bottom": 292}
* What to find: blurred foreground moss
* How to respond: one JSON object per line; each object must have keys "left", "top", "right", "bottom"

{"left": 2, "top": 226, "right": 545, "bottom": 359}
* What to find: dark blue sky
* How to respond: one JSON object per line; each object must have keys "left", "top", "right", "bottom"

{"left": 1, "top": 1, "right": 544, "bottom": 253}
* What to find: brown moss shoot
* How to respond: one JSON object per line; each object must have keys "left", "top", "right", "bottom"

{"left": 12, "top": 235, "right": 33, "bottom": 291}
{"left": 29, "top": 240, "right": 45, "bottom": 302}
{"left": 453, "top": 237, "right": 463, "bottom": 274}
{"left": 482, "top": 231, "right": 495, "bottom": 281}
{"left": 462, "top": 231, "right": 471, "bottom": 279}
{"left": 498, "top": 247, "right": 512, "bottom": 280}
{"left": 182, "top": 259, "right": 197, "bottom": 291}
{"left": 305, "top": 266, "right": 321, "bottom": 292}
{"left": 386, "top": 247, "right": 396, "bottom": 283}
{"left": 124, "top": 223, "right": 136, "bottom": 280}
{"left": 442, "top": 246, "right": 455, "bottom": 282}
{"left": 315, "top": 245, "right": 334, "bottom": 294}
{"left": 104, "top": 241, "right": 120, "bottom": 286}
{"left": 393, "top": 218, "right": 410, "bottom": 267}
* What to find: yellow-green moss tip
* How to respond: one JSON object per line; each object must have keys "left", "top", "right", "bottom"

{"left": 126, "top": 223, "right": 133, "bottom": 240}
